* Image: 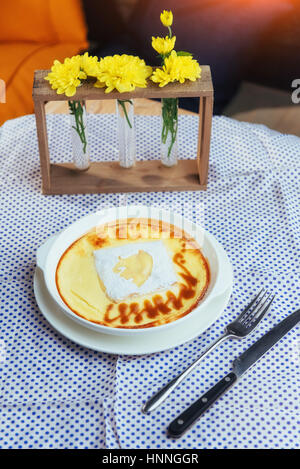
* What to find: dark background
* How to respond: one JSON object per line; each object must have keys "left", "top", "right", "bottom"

{"left": 82, "top": 0, "right": 300, "bottom": 114}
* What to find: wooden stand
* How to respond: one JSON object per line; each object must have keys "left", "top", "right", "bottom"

{"left": 33, "top": 68, "right": 213, "bottom": 195}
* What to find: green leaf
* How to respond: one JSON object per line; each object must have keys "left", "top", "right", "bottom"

{"left": 176, "top": 51, "right": 193, "bottom": 57}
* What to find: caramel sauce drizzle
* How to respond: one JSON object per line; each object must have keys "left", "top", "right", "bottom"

{"left": 104, "top": 239, "right": 205, "bottom": 326}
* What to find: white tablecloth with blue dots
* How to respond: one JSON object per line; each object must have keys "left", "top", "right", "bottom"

{"left": 0, "top": 112, "right": 299, "bottom": 449}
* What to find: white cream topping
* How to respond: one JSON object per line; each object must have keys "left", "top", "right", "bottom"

{"left": 93, "top": 240, "right": 177, "bottom": 301}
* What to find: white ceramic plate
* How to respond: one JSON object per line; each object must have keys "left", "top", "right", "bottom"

{"left": 37, "top": 206, "right": 232, "bottom": 337}
{"left": 33, "top": 250, "right": 233, "bottom": 356}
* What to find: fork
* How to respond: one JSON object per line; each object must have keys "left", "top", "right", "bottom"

{"left": 142, "top": 289, "right": 275, "bottom": 414}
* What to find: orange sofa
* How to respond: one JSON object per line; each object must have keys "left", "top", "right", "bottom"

{"left": 0, "top": 0, "right": 88, "bottom": 125}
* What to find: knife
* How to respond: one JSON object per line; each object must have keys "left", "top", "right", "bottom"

{"left": 168, "top": 308, "right": 300, "bottom": 438}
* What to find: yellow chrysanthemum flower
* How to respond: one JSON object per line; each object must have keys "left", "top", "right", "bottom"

{"left": 151, "top": 51, "right": 201, "bottom": 87}
{"left": 80, "top": 52, "right": 99, "bottom": 77}
{"left": 94, "top": 54, "right": 152, "bottom": 93}
{"left": 151, "top": 36, "right": 176, "bottom": 56}
{"left": 45, "top": 56, "right": 86, "bottom": 97}
{"left": 160, "top": 10, "right": 173, "bottom": 27}
{"left": 45, "top": 53, "right": 100, "bottom": 96}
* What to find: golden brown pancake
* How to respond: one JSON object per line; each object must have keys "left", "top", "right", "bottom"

{"left": 56, "top": 218, "right": 210, "bottom": 328}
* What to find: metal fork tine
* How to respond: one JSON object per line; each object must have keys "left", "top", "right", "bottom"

{"left": 251, "top": 292, "right": 272, "bottom": 317}
{"left": 237, "top": 288, "right": 265, "bottom": 322}
{"left": 242, "top": 290, "right": 269, "bottom": 324}
{"left": 247, "top": 293, "right": 275, "bottom": 327}
{"left": 239, "top": 289, "right": 267, "bottom": 324}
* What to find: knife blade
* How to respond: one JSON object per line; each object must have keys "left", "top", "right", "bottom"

{"left": 168, "top": 308, "right": 300, "bottom": 438}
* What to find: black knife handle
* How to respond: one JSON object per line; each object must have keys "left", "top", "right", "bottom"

{"left": 168, "top": 372, "right": 237, "bottom": 438}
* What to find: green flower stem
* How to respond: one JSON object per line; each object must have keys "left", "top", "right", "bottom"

{"left": 160, "top": 28, "right": 177, "bottom": 158}
{"left": 162, "top": 97, "right": 178, "bottom": 158}
{"left": 68, "top": 100, "right": 87, "bottom": 154}
{"left": 117, "top": 99, "right": 133, "bottom": 128}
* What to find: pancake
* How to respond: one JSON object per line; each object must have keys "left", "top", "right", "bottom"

{"left": 56, "top": 218, "right": 210, "bottom": 329}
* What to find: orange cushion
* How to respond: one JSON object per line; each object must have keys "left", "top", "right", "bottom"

{"left": 0, "top": 0, "right": 87, "bottom": 44}
{"left": 0, "top": 42, "right": 87, "bottom": 125}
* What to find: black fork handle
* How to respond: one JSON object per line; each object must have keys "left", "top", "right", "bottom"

{"left": 168, "top": 372, "right": 237, "bottom": 438}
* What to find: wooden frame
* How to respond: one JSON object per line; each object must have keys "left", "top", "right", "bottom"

{"left": 33, "top": 68, "right": 213, "bottom": 195}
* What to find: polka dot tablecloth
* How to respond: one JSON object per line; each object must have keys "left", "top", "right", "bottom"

{"left": 0, "top": 113, "right": 299, "bottom": 449}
